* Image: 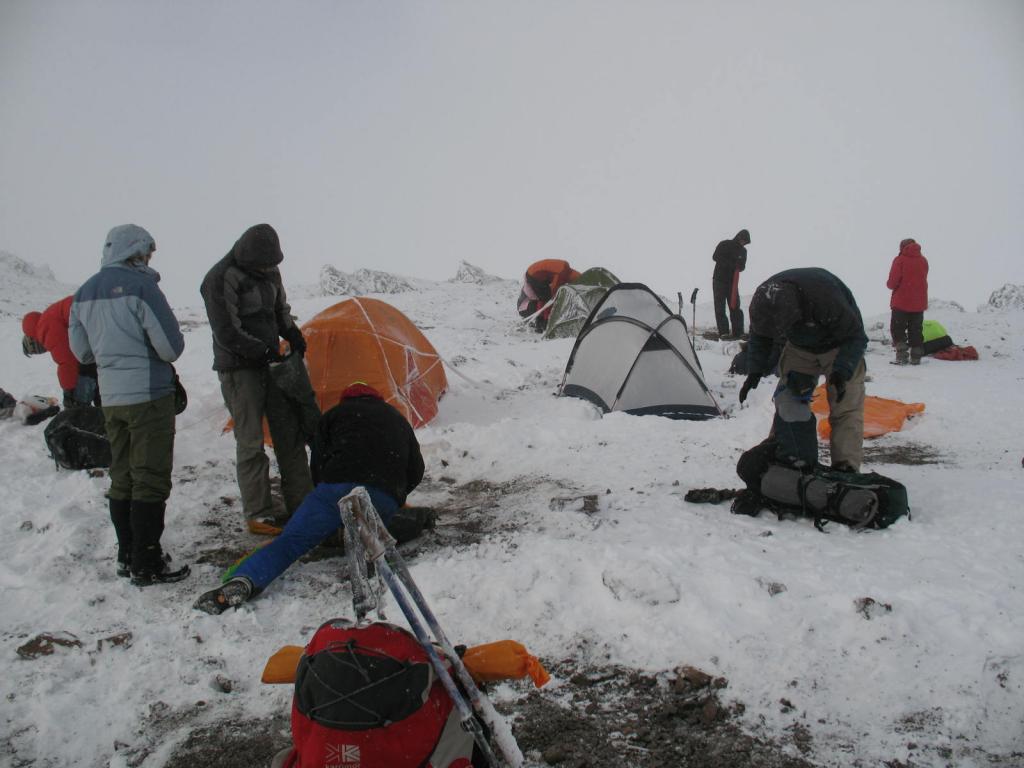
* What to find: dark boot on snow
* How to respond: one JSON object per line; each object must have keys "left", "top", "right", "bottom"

{"left": 109, "top": 497, "right": 133, "bottom": 578}
{"left": 129, "top": 500, "right": 190, "bottom": 586}
{"left": 730, "top": 489, "right": 765, "bottom": 517}
{"left": 892, "top": 343, "right": 909, "bottom": 365}
{"left": 194, "top": 577, "right": 254, "bottom": 615}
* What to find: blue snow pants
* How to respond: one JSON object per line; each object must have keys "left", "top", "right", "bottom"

{"left": 233, "top": 482, "right": 399, "bottom": 591}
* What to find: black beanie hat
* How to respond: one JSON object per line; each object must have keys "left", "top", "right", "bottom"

{"left": 737, "top": 229, "right": 751, "bottom": 245}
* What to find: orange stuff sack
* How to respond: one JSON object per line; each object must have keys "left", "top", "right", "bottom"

{"left": 262, "top": 645, "right": 304, "bottom": 684}
{"left": 810, "top": 385, "right": 925, "bottom": 440}
{"left": 462, "top": 640, "right": 551, "bottom": 688}
{"left": 303, "top": 297, "right": 447, "bottom": 429}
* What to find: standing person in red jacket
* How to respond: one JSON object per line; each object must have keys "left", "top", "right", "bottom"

{"left": 22, "top": 295, "right": 100, "bottom": 407}
{"left": 886, "top": 238, "right": 929, "bottom": 365}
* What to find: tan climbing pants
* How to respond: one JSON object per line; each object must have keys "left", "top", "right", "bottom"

{"left": 778, "top": 343, "right": 866, "bottom": 470}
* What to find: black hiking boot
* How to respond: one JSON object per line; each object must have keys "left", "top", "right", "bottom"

{"left": 129, "top": 500, "right": 190, "bottom": 586}
{"left": 730, "top": 490, "right": 764, "bottom": 517}
{"left": 109, "top": 497, "right": 133, "bottom": 578}
{"left": 130, "top": 551, "right": 190, "bottom": 586}
{"left": 194, "top": 577, "right": 254, "bottom": 615}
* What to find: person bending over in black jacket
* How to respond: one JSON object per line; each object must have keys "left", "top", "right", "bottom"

{"left": 738, "top": 267, "right": 868, "bottom": 473}
{"left": 194, "top": 382, "right": 424, "bottom": 614}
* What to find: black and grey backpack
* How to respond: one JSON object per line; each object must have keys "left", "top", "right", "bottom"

{"left": 736, "top": 439, "right": 909, "bottom": 530}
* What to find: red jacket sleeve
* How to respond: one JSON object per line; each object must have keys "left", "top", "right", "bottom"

{"left": 886, "top": 256, "right": 902, "bottom": 291}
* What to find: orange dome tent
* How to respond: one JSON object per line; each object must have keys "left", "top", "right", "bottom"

{"left": 302, "top": 297, "right": 447, "bottom": 428}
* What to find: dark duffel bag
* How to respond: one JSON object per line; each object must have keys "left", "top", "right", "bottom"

{"left": 44, "top": 406, "right": 111, "bottom": 470}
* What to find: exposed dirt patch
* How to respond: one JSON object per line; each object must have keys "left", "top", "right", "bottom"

{"left": 511, "top": 661, "right": 817, "bottom": 768}
{"left": 160, "top": 714, "right": 291, "bottom": 768}
{"left": 862, "top": 442, "right": 948, "bottom": 466}
{"left": 818, "top": 441, "right": 947, "bottom": 468}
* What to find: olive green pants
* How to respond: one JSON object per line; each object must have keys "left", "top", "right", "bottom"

{"left": 778, "top": 344, "right": 866, "bottom": 471}
{"left": 219, "top": 367, "right": 313, "bottom": 520}
{"left": 103, "top": 394, "right": 176, "bottom": 503}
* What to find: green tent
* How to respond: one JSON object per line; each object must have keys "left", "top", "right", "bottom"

{"left": 543, "top": 267, "right": 620, "bottom": 339}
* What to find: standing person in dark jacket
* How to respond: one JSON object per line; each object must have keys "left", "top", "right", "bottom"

{"left": 193, "top": 382, "right": 424, "bottom": 613}
{"left": 69, "top": 224, "right": 188, "bottom": 585}
{"left": 200, "top": 224, "right": 314, "bottom": 536}
{"left": 22, "top": 296, "right": 100, "bottom": 408}
{"left": 711, "top": 229, "right": 750, "bottom": 339}
{"left": 738, "top": 268, "right": 868, "bottom": 472}
{"left": 887, "top": 238, "right": 929, "bottom": 365}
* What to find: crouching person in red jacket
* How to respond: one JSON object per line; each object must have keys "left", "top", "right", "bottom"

{"left": 887, "top": 238, "right": 929, "bottom": 365}
{"left": 22, "top": 296, "right": 100, "bottom": 407}
{"left": 194, "top": 382, "right": 424, "bottom": 614}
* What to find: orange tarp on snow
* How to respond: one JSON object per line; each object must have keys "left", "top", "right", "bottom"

{"left": 302, "top": 297, "right": 447, "bottom": 429}
{"left": 810, "top": 385, "right": 925, "bottom": 440}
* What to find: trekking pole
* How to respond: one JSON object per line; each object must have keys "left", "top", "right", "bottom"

{"left": 341, "top": 488, "right": 523, "bottom": 768}
{"left": 341, "top": 503, "right": 386, "bottom": 622}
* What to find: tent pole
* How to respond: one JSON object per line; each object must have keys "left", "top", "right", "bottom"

{"left": 690, "top": 288, "right": 699, "bottom": 345}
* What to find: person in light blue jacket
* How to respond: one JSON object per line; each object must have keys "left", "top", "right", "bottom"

{"left": 69, "top": 224, "right": 189, "bottom": 586}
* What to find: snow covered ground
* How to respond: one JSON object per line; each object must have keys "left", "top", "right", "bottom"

{"left": 1, "top": 255, "right": 1022, "bottom": 767}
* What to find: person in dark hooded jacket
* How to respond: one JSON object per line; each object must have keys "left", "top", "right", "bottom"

{"left": 887, "top": 238, "right": 929, "bottom": 365}
{"left": 200, "top": 224, "right": 314, "bottom": 536}
{"left": 738, "top": 268, "right": 867, "bottom": 472}
{"left": 711, "top": 229, "right": 750, "bottom": 338}
{"left": 193, "top": 382, "right": 424, "bottom": 614}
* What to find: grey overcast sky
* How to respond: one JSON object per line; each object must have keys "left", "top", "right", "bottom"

{"left": 1, "top": 0, "right": 1022, "bottom": 314}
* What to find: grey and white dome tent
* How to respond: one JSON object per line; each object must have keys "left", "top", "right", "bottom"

{"left": 557, "top": 283, "right": 723, "bottom": 420}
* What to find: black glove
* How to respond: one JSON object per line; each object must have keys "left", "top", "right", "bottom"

{"left": 264, "top": 346, "right": 286, "bottom": 365}
{"left": 62, "top": 389, "right": 82, "bottom": 409}
{"left": 739, "top": 373, "right": 762, "bottom": 404}
{"left": 827, "top": 371, "right": 848, "bottom": 403}
{"left": 286, "top": 329, "right": 307, "bottom": 357}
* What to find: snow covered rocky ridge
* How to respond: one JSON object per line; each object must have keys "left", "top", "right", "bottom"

{"left": 1, "top": 257, "right": 1023, "bottom": 767}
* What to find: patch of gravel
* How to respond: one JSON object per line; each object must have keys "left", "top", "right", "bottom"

{"left": 161, "top": 715, "right": 290, "bottom": 768}
{"left": 509, "top": 662, "right": 817, "bottom": 768}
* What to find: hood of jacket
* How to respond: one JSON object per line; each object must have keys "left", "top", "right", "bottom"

{"left": 232, "top": 223, "right": 284, "bottom": 269}
{"left": 749, "top": 280, "right": 800, "bottom": 339}
{"left": 899, "top": 241, "right": 923, "bottom": 259}
{"left": 21, "top": 311, "right": 41, "bottom": 338}
{"left": 101, "top": 224, "right": 156, "bottom": 268}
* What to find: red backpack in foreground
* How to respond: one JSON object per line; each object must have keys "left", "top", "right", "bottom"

{"left": 280, "top": 619, "right": 486, "bottom": 768}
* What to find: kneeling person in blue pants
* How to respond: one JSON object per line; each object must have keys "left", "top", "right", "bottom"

{"left": 195, "top": 382, "right": 424, "bottom": 614}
